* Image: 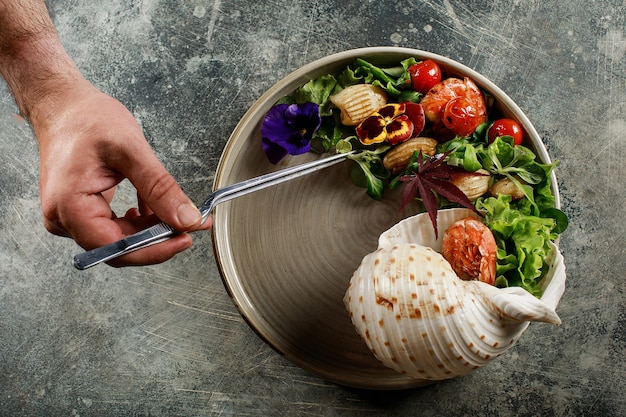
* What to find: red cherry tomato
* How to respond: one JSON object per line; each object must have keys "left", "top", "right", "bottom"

{"left": 487, "top": 118, "right": 524, "bottom": 145}
{"left": 408, "top": 59, "right": 442, "bottom": 93}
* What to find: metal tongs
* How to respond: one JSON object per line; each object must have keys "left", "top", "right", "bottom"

{"left": 73, "top": 151, "right": 355, "bottom": 270}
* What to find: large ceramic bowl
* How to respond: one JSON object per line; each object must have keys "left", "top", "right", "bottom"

{"left": 211, "top": 47, "right": 561, "bottom": 390}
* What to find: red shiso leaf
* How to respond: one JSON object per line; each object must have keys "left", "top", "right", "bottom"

{"left": 420, "top": 177, "right": 478, "bottom": 214}
{"left": 417, "top": 177, "right": 441, "bottom": 238}
{"left": 397, "top": 150, "right": 479, "bottom": 238}
{"left": 399, "top": 173, "right": 421, "bottom": 211}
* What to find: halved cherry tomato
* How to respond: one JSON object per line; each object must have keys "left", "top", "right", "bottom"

{"left": 487, "top": 118, "right": 524, "bottom": 145}
{"left": 408, "top": 59, "right": 442, "bottom": 93}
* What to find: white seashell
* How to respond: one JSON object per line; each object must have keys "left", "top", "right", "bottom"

{"left": 344, "top": 208, "right": 566, "bottom": 381}
{"left": 330, "top": 83, "right": 388, "bottom": 126}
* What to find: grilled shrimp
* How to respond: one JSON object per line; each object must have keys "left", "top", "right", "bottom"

{"left": 441, "top": 217, "right": 497, "bottom": 285}
{"left": 420, "top": 77, "right": 487, "bottom": 137}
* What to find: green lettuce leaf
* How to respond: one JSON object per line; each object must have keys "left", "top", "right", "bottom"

{"left": 341, "top": 139, "right": 390, "bottom": 200}
{"left": 293, "top": 74, "right": 339, "bottom": 116}
{"left": 476, "top": 194, "right": 558, "bottom": 296}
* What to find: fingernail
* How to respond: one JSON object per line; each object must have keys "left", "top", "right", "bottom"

{"left": 177, "top": 203, "right": 201, "bottom": 228}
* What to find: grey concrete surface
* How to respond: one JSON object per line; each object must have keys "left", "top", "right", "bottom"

{"left": 1, "top": 0, "right": 624, "bottom": 415}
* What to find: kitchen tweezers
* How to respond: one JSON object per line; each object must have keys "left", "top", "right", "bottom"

{"left": 72, "top": 150, "right": 355, "bottom": 270}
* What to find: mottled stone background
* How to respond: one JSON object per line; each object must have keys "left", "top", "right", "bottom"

{"left": 1, "top": 0, "right": 624, "bottom": 415}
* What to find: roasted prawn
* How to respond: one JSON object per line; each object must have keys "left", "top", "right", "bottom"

{"left": 441, "top": 217, "right": 497, "bottom": 285}
{"left": 420, "top": 77, "right": 487, "bottom": 137}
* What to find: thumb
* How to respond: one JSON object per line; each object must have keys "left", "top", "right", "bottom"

{"left": 122, "top": 150, "right": 202, "bottom": 232}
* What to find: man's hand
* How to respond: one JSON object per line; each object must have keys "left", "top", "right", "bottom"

{"left": 36, "top": 80, "right": 212, "bottom": 266}
{"left": 0, "top": 0, "right": 212, "bottom": 266}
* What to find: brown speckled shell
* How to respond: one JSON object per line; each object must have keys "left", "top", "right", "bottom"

{"left": 344, "top": 208, "right": 565, "bottom": 381}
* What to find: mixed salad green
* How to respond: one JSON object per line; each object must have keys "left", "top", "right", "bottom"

{"left": 262, "top": 57, "right": 568, "bottom": 297}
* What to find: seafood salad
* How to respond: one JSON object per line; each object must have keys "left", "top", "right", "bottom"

{"left": 260, "top": 54, "right": 568, "bottom": 380}
{"left": 260, "top": 55, "right": 567, "bottom": 297}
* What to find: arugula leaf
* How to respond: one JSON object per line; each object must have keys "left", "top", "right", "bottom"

{"left": 341, "top": 139, "right": 390, "bottom": 200}
{"left": 354, "top": 58, "right": 396, "bottom": 84}
{"left": 352, "top": 158, "right": 385, "bottom": 199}
{"left": 397, "top": 89, "right": 422, "bottom": 103}
{"left": 311, "top": 113, "right": 344, "bottom": 153}
{"left": 471, "top": 121, "right": 491, "bottom": 142}
{"left": 438, "top": 136, "right": 483, "bottom": 172}
{"left": 352, "top": 58, "right": 411, "bottom": 96}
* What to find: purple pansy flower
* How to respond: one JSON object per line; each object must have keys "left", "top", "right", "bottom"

{"left": 261, "top": 102, "right": 322, "bottom": 164}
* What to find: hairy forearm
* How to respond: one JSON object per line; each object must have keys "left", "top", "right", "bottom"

{"left": 0, "top": 0, "right": 83, "bottom": 122}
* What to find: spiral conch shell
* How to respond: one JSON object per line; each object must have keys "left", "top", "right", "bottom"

{"left": 344, "top": 208, "right": 566, "bottom": 381}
